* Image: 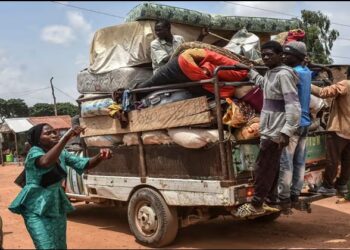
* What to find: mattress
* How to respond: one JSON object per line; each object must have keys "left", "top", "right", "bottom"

{"left": 125, "top": 2, "right": 300, "bottom": 32}
{"left": 77, "top": 66, "right": 153, "bottom": 94}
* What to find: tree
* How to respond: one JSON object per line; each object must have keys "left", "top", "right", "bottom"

{"left": 56, "top": 102, "right": 79, "bottom": 117}
{"left": 0, "top": 99, "right": 29, "bottom": 119}
{"left": 29, "top": 103, "right": 55, "bottom": 116}
{"left": 300, "top": 10, "right": 339, "bottom": 64}
{"left": 29, "top": 102, "right": 79, "bottom": 117}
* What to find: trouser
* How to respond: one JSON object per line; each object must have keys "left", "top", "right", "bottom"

{"left": 278, "top": 126, "right": 309, "bottom": 200}
{"left": 251, "top": 139, "right": 283, "bottom": 208}
{"left": 323, "top": 132, "right": 350, "bottom": 188}
{"left": 136, "top": 57, "right": 212, "bottom": 98}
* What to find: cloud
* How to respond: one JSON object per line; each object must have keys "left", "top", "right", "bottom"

{"left": 41, "top": 25, "right": 75, "bottom": 45}
{"left": 67, "top": 11, "right": 92, "bottom": 32}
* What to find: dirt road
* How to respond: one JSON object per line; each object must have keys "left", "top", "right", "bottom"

{"left": 1, "top": 164, "right": 350, "bottom": 249}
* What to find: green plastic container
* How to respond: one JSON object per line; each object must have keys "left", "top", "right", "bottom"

{"left": 5, "top": 154, "right": 13, "bottom": 162}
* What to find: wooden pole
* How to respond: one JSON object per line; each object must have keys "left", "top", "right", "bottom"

{"left": 50, "top": 77, "right": 58, "bottom": 116}
{"left": 14, "top": 132, "right": 19, "bottom": 166}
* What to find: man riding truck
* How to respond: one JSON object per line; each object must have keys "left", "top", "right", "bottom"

{"left": 311, "top": 79, "right": 350, "bottom": 197}
{"left": 235, "top": 41, "right": 301, "bottom": 218}
{"left": 151, "top": 19, "right": 208, "bottom": 74}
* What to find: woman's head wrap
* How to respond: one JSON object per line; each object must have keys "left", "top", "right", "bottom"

{"left": 27, "top": 123, "right": 48, "bottom": 147}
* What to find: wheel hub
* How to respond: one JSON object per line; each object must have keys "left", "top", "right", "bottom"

{"left": 137, "top": 205, "right": 157, "bottom": 234}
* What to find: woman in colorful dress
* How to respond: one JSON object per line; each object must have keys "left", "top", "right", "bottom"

{"left": 9, "top": 123, "right": 112, "bottom": 249}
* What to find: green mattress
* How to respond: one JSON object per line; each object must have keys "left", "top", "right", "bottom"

{"left": 125, "top": 3, "right": 301, "bottom": 33}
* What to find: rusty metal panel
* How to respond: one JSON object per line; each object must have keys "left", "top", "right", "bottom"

{"left": 144, "top": 144, "right": 222, "bottom": 179}
{"left": 86, "top": 143, "right": 225, "bottom": 179}
{"left": 87, "top": 146, "right": 140, "bottom": 176}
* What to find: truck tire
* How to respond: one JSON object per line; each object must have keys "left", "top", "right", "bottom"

{"left": 127, "top": 188, "right": 178, "bottom": 247}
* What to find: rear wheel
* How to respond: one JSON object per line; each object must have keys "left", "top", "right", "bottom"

{"left": 128, "top": 188, "right": 178, "bottom": 247}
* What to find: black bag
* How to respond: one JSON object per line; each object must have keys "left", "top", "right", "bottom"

{"left": 40, "top": 163, "right": 67, "bottom": 188}
{"left": 14, "top": 170, "right": 26, "bottom": 188}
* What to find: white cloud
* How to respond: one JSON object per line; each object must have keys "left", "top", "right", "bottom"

{"left": 67, "top": 11, "right": 92, "bottom": 32}
{"left": 41, "top": 25, "right": 75, "bottom": 45}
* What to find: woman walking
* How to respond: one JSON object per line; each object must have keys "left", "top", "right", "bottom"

{"left": 9, "top": 123, "right": 112, "bottom": 249}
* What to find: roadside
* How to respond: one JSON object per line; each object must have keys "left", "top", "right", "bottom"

{"left": 1, "top": 164, "right": 350, "bottom": 249}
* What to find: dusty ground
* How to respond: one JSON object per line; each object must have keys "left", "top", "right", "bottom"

{"left": 1, "top": 164, "right": 350, "bottom": 249}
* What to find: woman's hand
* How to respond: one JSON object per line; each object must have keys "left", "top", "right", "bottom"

{"left": 62, "top": 125, "right": 86, "bottom": 141}
{"left": 99, "top": 148, "right": 112, "bottom": 160}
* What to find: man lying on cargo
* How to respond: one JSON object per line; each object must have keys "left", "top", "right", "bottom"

{"left": 136, "top": 47, "right": 249, "bottom": 98}
{"left": 151, "top": 19, "right": 209, "bottom": 74}
{"left": 234, "top": 41, "right": 301, "bottom": 218}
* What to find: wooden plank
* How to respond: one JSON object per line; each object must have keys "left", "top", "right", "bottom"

{"left": 129, "top": 96, "right": 211, "bottom": 132}
{"left": 80, "top": 96, "right": 212, "bottom": 137}
{"left": 79, "top": 116, "right": 130, "bottom": 137}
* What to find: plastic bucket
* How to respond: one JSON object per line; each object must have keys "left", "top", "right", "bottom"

{"left": 5, "top": 154, "right": 13, "bottom": 162}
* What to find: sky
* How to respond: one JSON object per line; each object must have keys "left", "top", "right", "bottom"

{"left": 1, "top": 1, "right": 350, "bottom": 107}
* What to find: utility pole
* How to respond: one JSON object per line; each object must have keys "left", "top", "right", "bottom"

{"left": 50, "top": 77, "right": 58, "bottom": 116}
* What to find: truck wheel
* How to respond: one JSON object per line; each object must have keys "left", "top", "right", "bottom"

{"left": 128, "top": 188, "right": 178, "bottom": 247}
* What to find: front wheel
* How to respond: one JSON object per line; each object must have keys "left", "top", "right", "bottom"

{"left": 127, "top": 188, "right": 178, "bottom": 247}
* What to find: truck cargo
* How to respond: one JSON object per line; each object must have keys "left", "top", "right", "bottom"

{"left": 64, "top": 3, "right": 348, "bottom": 247}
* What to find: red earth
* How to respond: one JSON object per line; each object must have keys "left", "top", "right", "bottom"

{"left": 1, "top": 164, "right": 350, "bottom": 249}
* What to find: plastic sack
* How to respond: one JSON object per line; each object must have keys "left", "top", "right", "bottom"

{"left": 142, "top": 130, "right": 173, "bottom": 145}
{"left": 123, "top": 133, "right": 139, "bottom": 146}
{"left": 222, "top": 99, "right": 255, "bottom": 128}
{"left": 224, "top": 28, "right": 261, "bottom": 61}
{"left": 81, "top": 98, "right": 114, "bottom": 118}
{"left": 84, "top": 135, "right": 123, "bottom": 147}
{"left": 167, "top": 128, "right": 221, "bottom": 149}
{"left": 234, "top": 117, "right": 260, "bottom": 140}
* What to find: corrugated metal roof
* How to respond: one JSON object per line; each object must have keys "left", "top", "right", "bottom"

{"left": 4, "top": 118, "right": 34, "bottom": 133}
{"left": 0, "top": 123, "right": 11, "bottom": 133}
{"left": 28, "top": 115, "right": 72, "bottom": 130}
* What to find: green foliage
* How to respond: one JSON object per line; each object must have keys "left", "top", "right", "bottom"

{"left": 0, "top": 98, "right": 29, "bottom": 120}
{"left": 29, "top": 102, "right": 78, "bottom": 117}
{"left": 29, "top": 103, "right": 55, "bottom": 116}
{"left": 301, "top": 10, "right": 339, "bottom": 64}
{"left": 56, "top": 102, "right": 79, "bottom": 117}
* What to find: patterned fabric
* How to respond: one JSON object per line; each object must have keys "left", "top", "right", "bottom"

{"left": 125, "top": 2, "right": 211, "bottom": 27}
{"left": 125, "top": 3, "right": 301, "bottom": 33}
{"left": 9, "top": 146, "right": 89, "bottom": 216}
{"left": 9, "top": 147, "right": 90, "bottom": 249}
{"left": 81, "top": 98, "right": 114, "bottom": 118}
{"left": 23, "top": 211, "right": 67, "bottom": 249}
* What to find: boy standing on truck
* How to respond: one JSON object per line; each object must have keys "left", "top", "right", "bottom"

{"left": 278, "top": 41, "right": 312, "bottom": 209}
{"left": 235, "top": 41, "right": 301, "bottom": 218}
{"left": 311, "top": 79, "right": 350, "bottom": 197}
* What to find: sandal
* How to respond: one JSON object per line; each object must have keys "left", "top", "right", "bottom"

{"left": 234, "top": 203, "right": 265, "bottom": 218}
{"left": 336, "top": 197, "right": 350, "bottom": 204}
{"left": 262, "top": 203, "right": 281, "bottom": 213}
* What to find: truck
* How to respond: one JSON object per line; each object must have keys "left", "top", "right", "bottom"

{"left": 64, "top": 3, "right": 348, "bottom": 247}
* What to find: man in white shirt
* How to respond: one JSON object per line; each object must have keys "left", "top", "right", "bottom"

{"left": 151, "top": 19, "right": 185, "bottom": 74}
{"left": 151, "top": 20, "right": 208, "bottom": 74}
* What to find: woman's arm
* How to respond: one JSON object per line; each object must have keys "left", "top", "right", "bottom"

{"left": 85, "top": 148, "right": 112, "bottom": 170}
{"left": 37, "top": 126, "right": 85, "bottom": 168}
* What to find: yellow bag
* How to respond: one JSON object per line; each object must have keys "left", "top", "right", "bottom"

{"left": 222, "top": 98, "right": 255, "bottom": 128}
